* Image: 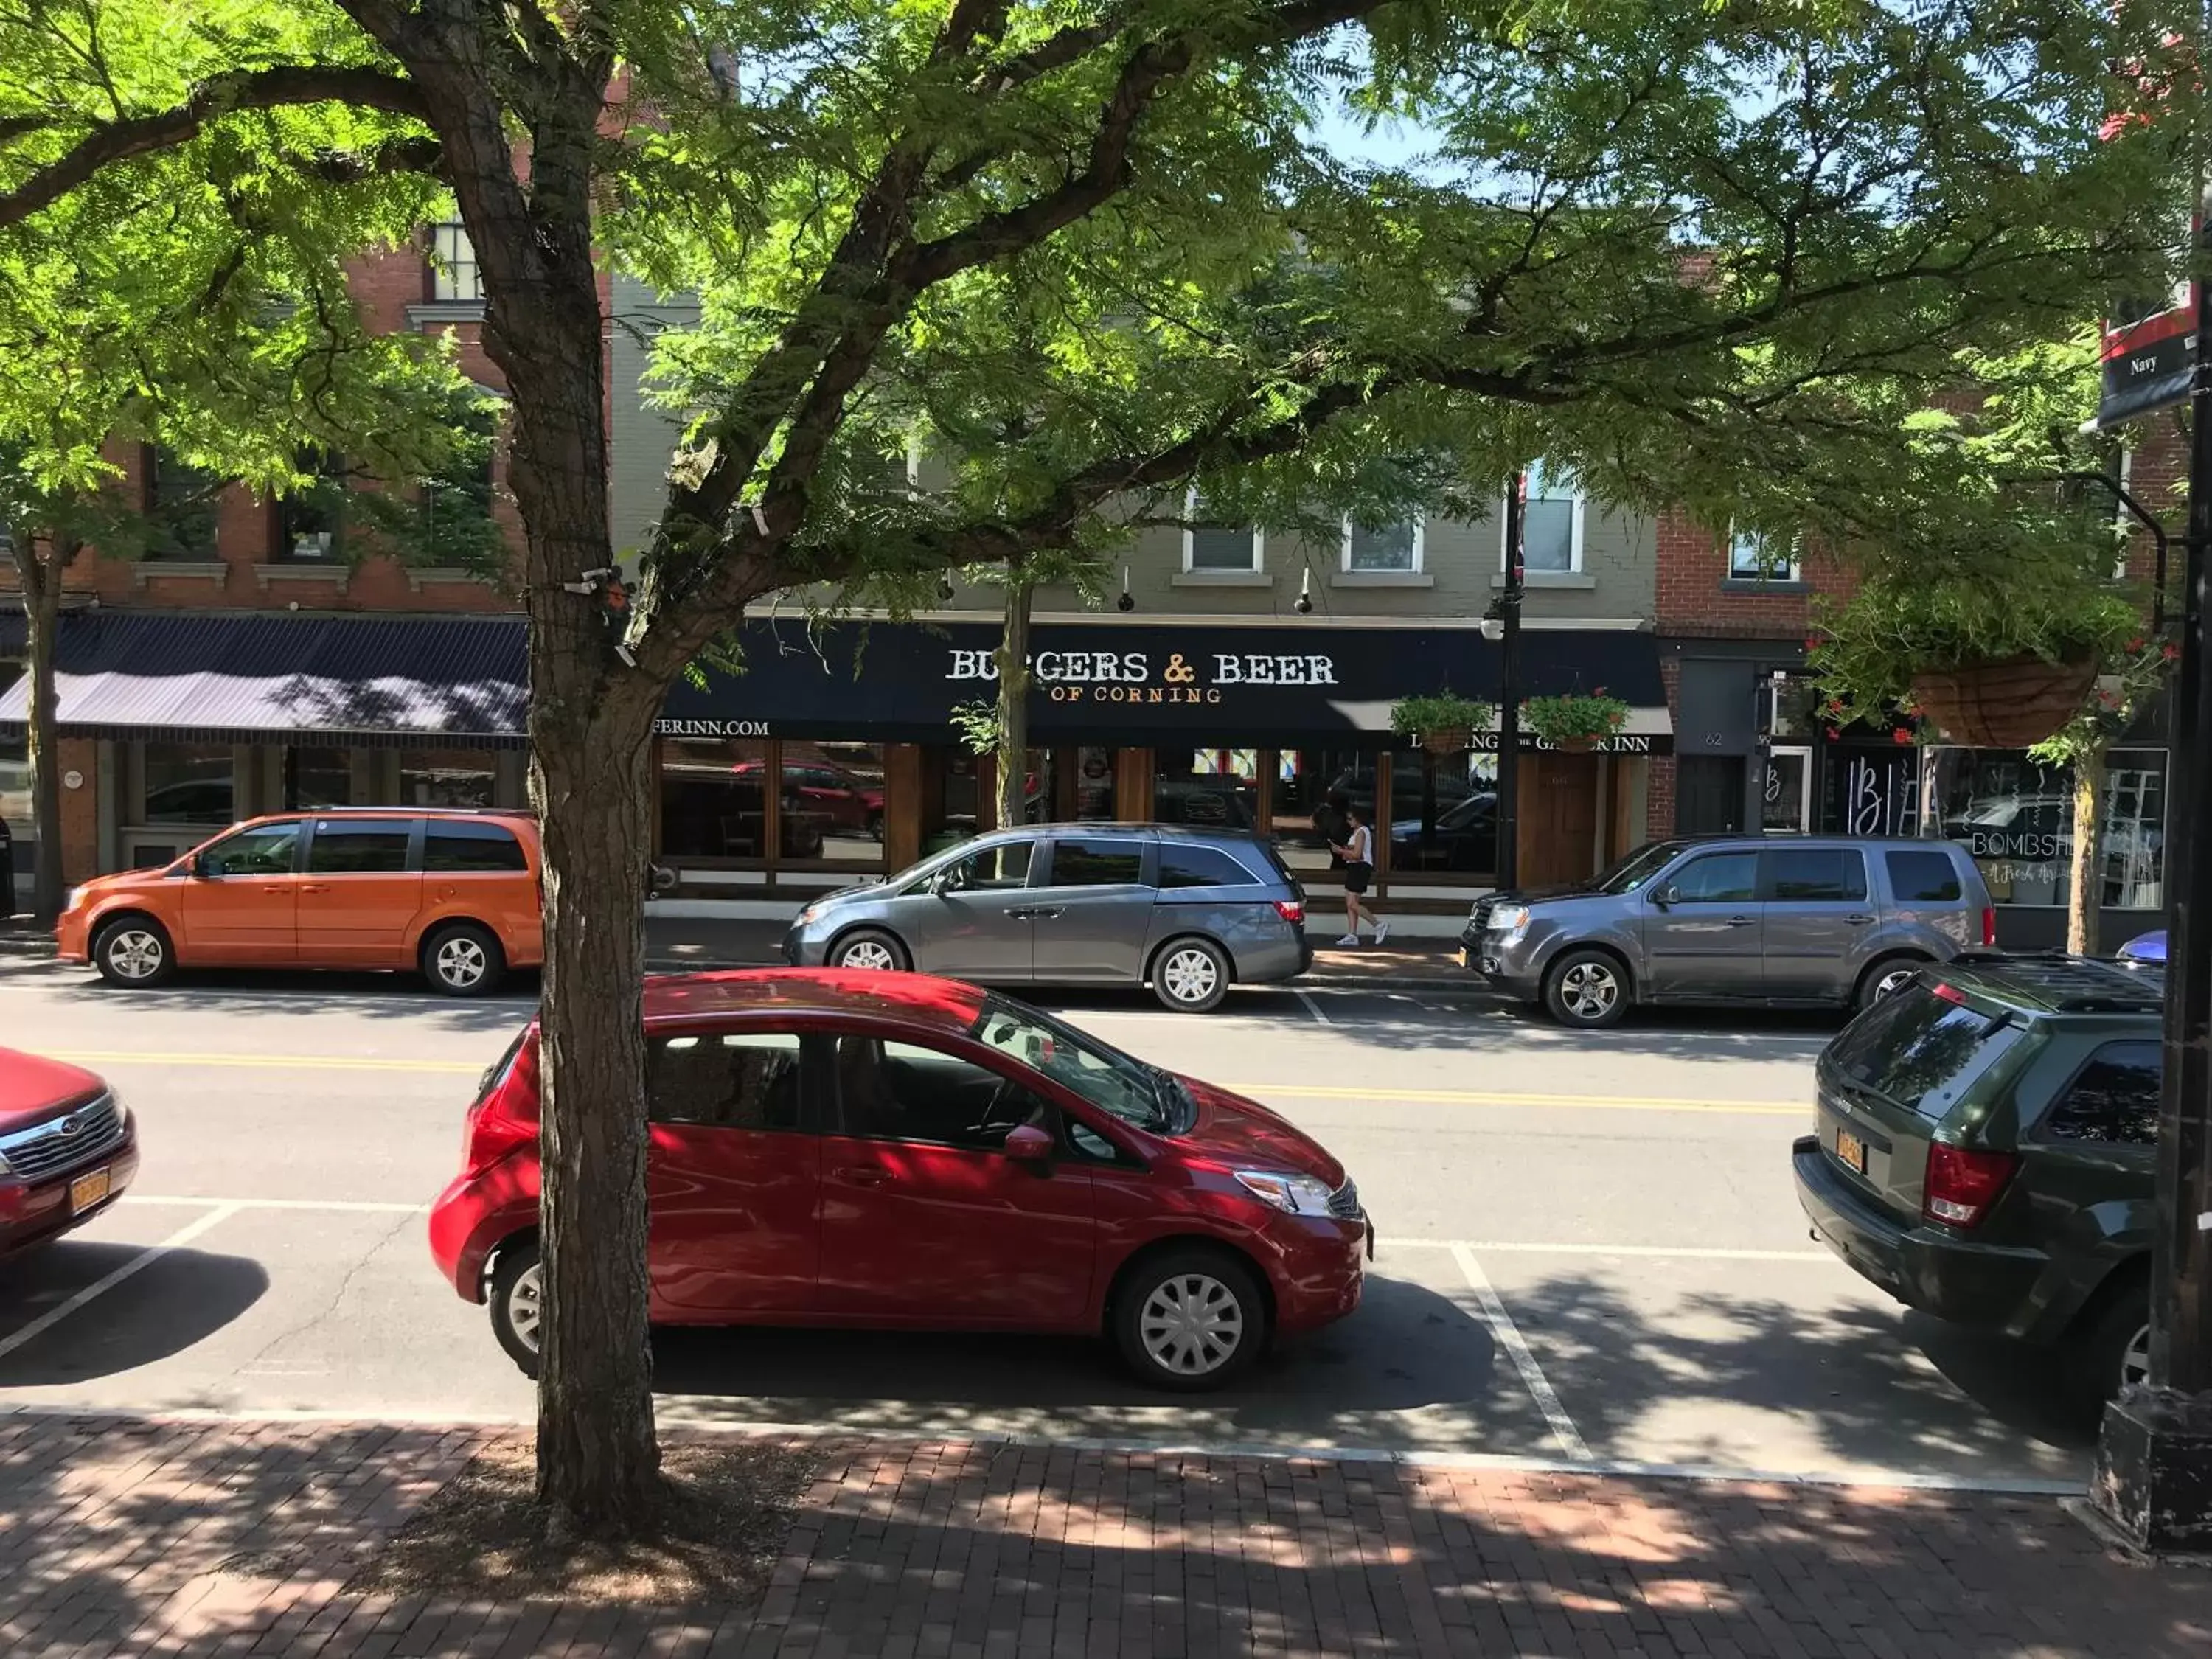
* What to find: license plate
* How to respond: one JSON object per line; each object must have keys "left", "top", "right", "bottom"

{"left": 1835, "top": 1129, "right": 1867, "bottom": 1175}
{"left": 69, "top": 1167, "right": 111, "bottom": 1214}
{"left": 1455, "top": 946, "right": 1469, "bottom": 969}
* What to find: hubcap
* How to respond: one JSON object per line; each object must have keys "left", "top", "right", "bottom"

{"left": 506, "top": 1261, "right": 542, "bottom": 1354}
{"left": 1161, "top": 947, "right": 1220, "bottom": 1005}
{"left": 1558, "top": 961, "right": 1618, "bottom": 1021}
{"left": 1139, "top": 1272, "right": 1245, "bottom": 1376}
{"left": 839, "top": 939, "right": 896, "bottom": 971}
{"left": 2121, "top": 1322, "right": 2151, "bottom": 1394}
{"left": 1875, "top": 967, "right": 1915, "bottom": 1001}
{"left": 106, "top": 930, "right": 163, "bottom": 981}
{"left": 436, "top": 936, "right": 487, "bottom": 987}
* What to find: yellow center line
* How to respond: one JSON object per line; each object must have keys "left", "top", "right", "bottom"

{"left": 49, "top": 1050, "right": 482, "bottom": 1075}
{"left": 1223, "top": 1083, "right": 1804, "bottom": 1116}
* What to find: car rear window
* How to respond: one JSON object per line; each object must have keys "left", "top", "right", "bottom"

{"left": 1050, "top": 839, "right": 1144, "bottom": 886}
{"left": 1825, "top": 982, "right": 2023, "bottom": 1119}
{"left": 1158, "top": 844, "right": 1259, "bottom": 889}
{"left": 1764, "top": 847, "right": 1867, "bottom": 902}
{"left": 1885, "top": 849, "right": 1963, "bottom": 902}
{"left": 425, "top": 821, "right": 529, "bottom": 872}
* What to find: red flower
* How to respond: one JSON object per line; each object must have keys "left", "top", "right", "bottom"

{"left": 1804, "top": 635, "right": 1822, "bottom": 650}
{"left": 2128, "top": 636, "right": 2146, "bottom": 653}
{"left": 1892, "top": 728, "right": 1912, "bottom": 745}
{"left": 2098, "top": 689, "right": 2121, "bottom": 707}
{"left": 1824, "top": 728, "right": 1840, "bottom": 742}
{"left": 1593, "top": 686, "right": 1607, "bottom": 696}
{"left": 2164, "top": 643, "right": 2182, "bottom": 661}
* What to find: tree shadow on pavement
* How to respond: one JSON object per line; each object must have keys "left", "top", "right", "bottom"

{"left": 0, "top": 1244, "right": 268, "bottom": 1387}
{"left": 20, "top": 965, "right": 540, "bottom": 1030}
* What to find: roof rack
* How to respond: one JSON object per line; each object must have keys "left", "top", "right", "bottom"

{"left": 1944, "top": 950, "right": 2164, "bottom": 1014}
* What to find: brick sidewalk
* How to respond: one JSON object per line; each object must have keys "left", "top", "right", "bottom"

{"left": 2, "top": 1416, "right": 2208, "bottom": 1657}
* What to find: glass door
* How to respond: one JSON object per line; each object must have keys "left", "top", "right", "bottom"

{"left": 1761, "top": 746, "right": 1812, "bottom": 835}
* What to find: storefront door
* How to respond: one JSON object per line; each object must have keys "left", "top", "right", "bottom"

{"left": 1761, "top": 746, "right": 1812, "bottom": 834}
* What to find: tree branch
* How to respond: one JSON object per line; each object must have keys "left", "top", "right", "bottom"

{"left": 0, "top": 64, "right": 429, "bottom": 229}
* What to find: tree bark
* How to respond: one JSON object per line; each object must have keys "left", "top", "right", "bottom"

{"left": 13, "top": 535, "right": 66, "bottom": 925}
{"left": 2067, "top": 744, "right": 2105, "bottom": 956}
{"left": 995, "top": 563, "right": 1032, "bottom": 829}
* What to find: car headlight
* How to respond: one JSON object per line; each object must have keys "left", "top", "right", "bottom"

{"left": 1233, "top": 1169, "right": 1335, "bottom": 1217}
{"left": 63, "top": 886, "right": 83, "bottom": 913}
{"left": 796, "top": 904, "right": 823, "bottom": 927}
{"left": 1488, "top": 904, "right": 1531, "bottom": 942}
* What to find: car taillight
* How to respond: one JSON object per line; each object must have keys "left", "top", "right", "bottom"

{"left": 1273, "top": 899, "right": 1304, "bottom": 925}
{"left": 1932, "top": 981, "right": 1967, "bottom": 1005}
{"left": 1981, "top": 906, "right": 1997, "bottom": 947}
{"left": 1924, "top": 1142, "right": 2016, "bottom": 1228}
{"left": 463, "top": 1099, "right": 535, "bottom": 1175}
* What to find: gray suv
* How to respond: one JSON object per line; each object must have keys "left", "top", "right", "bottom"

{"left": 1464, "top": 837, "right": 1994, "bottom": 1028}
{"left": 782, "top": 825, "right": 1313, "bottom": 1012}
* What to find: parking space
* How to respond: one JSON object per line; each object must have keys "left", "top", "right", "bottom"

{"left": 0, "top": 960, "right": 2096, "bottom": 1488}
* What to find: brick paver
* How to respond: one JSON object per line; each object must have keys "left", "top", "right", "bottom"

{"left": 0, "top": 1414, "right": 2205, "bottom": 1657}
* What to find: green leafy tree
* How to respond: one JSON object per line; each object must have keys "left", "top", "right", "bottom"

{"left": 0, "top": 0, "right": 2183, "bottom": 1534}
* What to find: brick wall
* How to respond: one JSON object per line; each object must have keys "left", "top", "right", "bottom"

{"left": 55, "top": 737, "right": 97, "bottom": 885}
{"left": 1646, "top": 658, "right": 1679, "bottom": 838}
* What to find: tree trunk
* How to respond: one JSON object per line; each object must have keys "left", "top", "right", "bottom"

{"left": 14, "top": 536, "right": 66, "bottom": 925}
{"left": 2067, "top": 744, "right": 2105, "bottom": 956}
{"left": 996, "top": 565, "right": 1032, "bottom": 829}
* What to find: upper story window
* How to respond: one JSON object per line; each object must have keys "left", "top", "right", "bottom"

{"left": 277, "top": 449, "right": 344, "bottom": 561}
{"left": 142, "top": 445, "right": 220, "bottom": 560}
{"left": 1511, "top": 463, "right": 1583, "bottom": 573}
{"left": 1183, "top": 490, "right": 1262, "bottom": 572}
{"left": 1343, "top": 515, "right": 1422, "bottom": 573}
{"left": 1728, "top": 524, "right": 1801, "bottom": 581}
{"left": 429, "top": 222, "right": 483, "bottom": 303}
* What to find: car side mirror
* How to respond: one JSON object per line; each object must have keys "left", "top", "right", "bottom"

{"left": 1001, "top": 1121, "right": 1055, "bottom": 1171}
{"left": 1652, "top": 883, "right": 1678, "bottom": 908}
{"left": 191, "top": 852, "right": 215, "bottom": 880}
{"left": 933, "top": 867, "right": 964, "bottom": 895}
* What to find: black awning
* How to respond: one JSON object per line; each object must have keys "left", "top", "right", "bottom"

{"left": 0, "top": 612, "right": 529, "bottom": 747}
{"left": 659, "top": 618, "right": 1672, "bottom": 751}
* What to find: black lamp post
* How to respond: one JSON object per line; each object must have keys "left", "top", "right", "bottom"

{"left": 1489, "top": 470, "right": 1527, "bottom": 891}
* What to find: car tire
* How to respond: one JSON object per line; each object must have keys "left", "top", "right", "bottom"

{"left": 1543, "top": 947, "right": 1629, "bottom": 1029}
{"left": 1113, "top": 1245, "right": 1266, "bottom": 1391}
{"left": 91, "top": 915, "right": 175, "bottom": 987}
{"left": 488, "top": 1238, "right": 543, "bottom": 1378}
{"left": 866, "top": 812, "right": 884, "bottom": 842}
{"left": 1152, "top": 936, "right": 1231, "bottom": 1013}
{"left": 2065, "top": 1274, "right": 2150, "bottom": 1410}
{"left": 422, "top": 922, "right": 506, "bottom": 997}
{"left": 830, "top": 928, "right": 908, "bottom": 973}
{"left": 1854, "top": 954, "right": 1928, "bottom": 1012}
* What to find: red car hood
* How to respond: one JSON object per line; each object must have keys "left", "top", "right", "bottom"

{"left": 1175, "top": 1077, "right": 1344, "bottom": 1189}
{"left": 0, "top": 1046, "right": 106, "bottom": 1127}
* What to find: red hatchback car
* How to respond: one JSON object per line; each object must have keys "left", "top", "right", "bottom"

{"left": 429, "top": 971, "right": 1369, "bottom": 1389}
{"left": 0, "top": 1048, "right": 138, "bottom": 1256}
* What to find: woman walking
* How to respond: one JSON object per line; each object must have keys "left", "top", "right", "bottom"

{"left": 1332, "top": 804, "right": 1386, "bottom": 946}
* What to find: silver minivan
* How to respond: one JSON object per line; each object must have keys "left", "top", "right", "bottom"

{"left": 1464, "top": 837, "right": 1995, "bottom": 1028}
{"left": 782, "top": 825, "right": 1313, "bottom": 1012}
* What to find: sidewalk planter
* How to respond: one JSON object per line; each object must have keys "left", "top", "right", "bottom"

{"left": 1389, "top": 691, "right": 1492, "bottom": 758}
{"left": 1520, "top": 691, "right": 1630, "bottom": 754}
{"left": 1910, "top": 655, "right": 2098, "bottom": 748}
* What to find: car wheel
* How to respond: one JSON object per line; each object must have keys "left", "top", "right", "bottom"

{"left": 488, "top": 1239, "right": 543, "bottom": 1377}
{"left": 1113, "top": 1247, "right": 1265, "bottom": 1391}
{"left": 1152, "top": 937, "right": 1231, "bottom": 1013}
{"left": 2067, "top": 1276, "right": 2151, "bottom": 1409}
{"left": 423, "top": 922, "right": 506, "bottom": 996}
{"left": 92, "top": 916, "right": 175, "bottom": 987}
{"left": 1854, "top": 955, "right": 1928, "bottom": 1011}
{"left": 1543, "top": 948, "right": 1628, "bottom": 1029}
{"left": 830, "top": 928, "right": 908, "bottom": 972}
{"left": 866, "top": 812, "right": 884, "bottom": 842}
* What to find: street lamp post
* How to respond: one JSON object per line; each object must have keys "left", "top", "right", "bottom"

{"left": 2090, "top": 195, "right": 2212, "bottom": 1553}
{"left": 1494, "top": 470, "right": 1526, "bottom": 891}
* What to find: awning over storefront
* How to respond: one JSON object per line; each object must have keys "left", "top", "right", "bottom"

{"left": 0, "top": 613, "right": 529, "bottom": 748}
{"left": 659, "top": 618, "right": 1672, "bottom": 751}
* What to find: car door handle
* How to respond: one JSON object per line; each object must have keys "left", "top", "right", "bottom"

{"left": 1842, "top": 914, "right": 1876, "bottom": 925}
{"left": 1726, "top": 915, "right": 1755, "bottom": 927}
{"left": 266, "top": 884, "right": 296, "bottom": 894}
{"left": 1028, "top": 908, "right": 1063, "bottom": 921}
{"left": 299, "top": 883, "right": 330, "bottom": 894}
{"left": 1003, "top": 906, "right": 1034, "bottom": 919}
{"left": 832, "top": 1166, "right": 891, "bottom": 1187}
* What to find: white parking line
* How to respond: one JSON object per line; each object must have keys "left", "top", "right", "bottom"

{"left": 0, "top": 1203, "right": 243, "bottom": 1363}
{"left": 1383, "top": 1238, "right": 1829, "bottom": 1262}
{"left": 1293, "top": 990, "right": 1333, "bottom": 1027}
{"left": 127, "top": 1197, "right": 426, "bottom": 1213}
{"left": 1452, "top": 1242, "right": 1590, "bottom": 1462}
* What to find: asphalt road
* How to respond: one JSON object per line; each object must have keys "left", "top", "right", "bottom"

{"left": 0, "top": 955, "right": 2097, "bottom": 1489}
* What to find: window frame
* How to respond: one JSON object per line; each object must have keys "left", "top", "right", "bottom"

{"left": 1341, "top": 514, "right": 1424, "bottom": 574}
{"left": 1508, "top": 462, "right": 1585, "bottom": 575}
{"left": 1727, "top": 523, "right": 1802, "bottom": 582}
{"left": 302, "top": 815, "right": 422, "bottom": 875}
{"left": 1660, "top": 849, "right": 1760, "bottom": 904}
{"left": 1885, "top": 848, "right": 1964, "bottom": 904}
{"left": 645, "top": 1025, "right": 818, "bottom": 1134}
{"left": 827, "top": 1032, "right": 1058, "bottom": 1152}
{"left": 428, "top": 221, "right": 484, "bottom": 303}
{"left": 1758, "top": 845, "right": 1869, "bottom": 904}
{"left": 1156, "top": 841, "right": 1265, "bottom": 891}
{"left": 196, "top": 820, "right": 304, "bottom": 878}
{"left": 1041, "top": 836, "right": 1151, "bottom": 888}
{"left": 2035, "top": 1038, "right": 2162, "bottom": 1148}
{"left": 422, "top": 819, "right": 530, "bottom": 874}
{"left": 1182, "top": 487, "right": 1264, "bottom": 574}
{"left": 142, "top": 445, "right": 222, "bottom": 560}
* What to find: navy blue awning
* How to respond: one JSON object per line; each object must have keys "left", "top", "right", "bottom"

{"left": 0, "top": 612, "right": 529, "bottom": 748}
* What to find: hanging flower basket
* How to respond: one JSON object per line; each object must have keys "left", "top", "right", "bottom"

{"left": 1907, "top": 655, "right": 2099, "bottom": 748}
{"left": 1520, "top": 691, "right": 1630, "bottom": 754}
{"left": 1390, "top": 691, "right": 1493, "bottom": 757}
{"left": 1552, "top": 735, "right": 1596, "bottom": 754}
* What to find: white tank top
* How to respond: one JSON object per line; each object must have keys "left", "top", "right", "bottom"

{"left": 1346, "top": 824, "right": 1373, "bottom": 864}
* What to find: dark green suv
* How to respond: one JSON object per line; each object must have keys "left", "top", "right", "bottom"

{"left": 1792, "top": 954, "right": 2160, "bottom": 1404}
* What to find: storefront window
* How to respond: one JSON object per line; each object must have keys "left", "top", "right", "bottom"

{"left": 401, "top": 749, "right": 495, "bottom": 809}
{"left": 780, "top": 741, "right": 886, "bottom": 869}
{"left": 660, "top": 737, "right": 771, "bottom": 860}
{"left": 1, "top": 718, "right": 27, "bottom": 908}
{"left": 1387, "top": 747, "right": 1496, "bottom": 877}
{"left": 1271, "top": 745, "right": 1380, "bottom": 878}
{"left": 1154, "top": 749, "right": 1259, "bottom": 831}
{"left": 1930, "top": 748, "right": 2166, "bottom": 911}
{"left": 286, "top": 746, "right": 353, "bottom": 810}
{"left": 142, "top": 742, "right": 234, "bottom": 825}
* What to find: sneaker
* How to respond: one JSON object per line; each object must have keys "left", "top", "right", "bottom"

{"left": 1335, "top": 933, "right": 1360, "bottom": 947}
{"left": 1373, "top": 922, "right": 1389, "bottom": 945}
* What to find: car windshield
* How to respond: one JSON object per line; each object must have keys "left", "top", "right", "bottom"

{"left": 970, "top": 995, "right": 1175, "bottom": 1133}
{"left": 1593, "top": 841, "right": 1685, "bottom": 895}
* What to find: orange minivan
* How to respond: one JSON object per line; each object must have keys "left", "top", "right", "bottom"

{"left": 56, "top": 810, "right": 544, "bottom": 995}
